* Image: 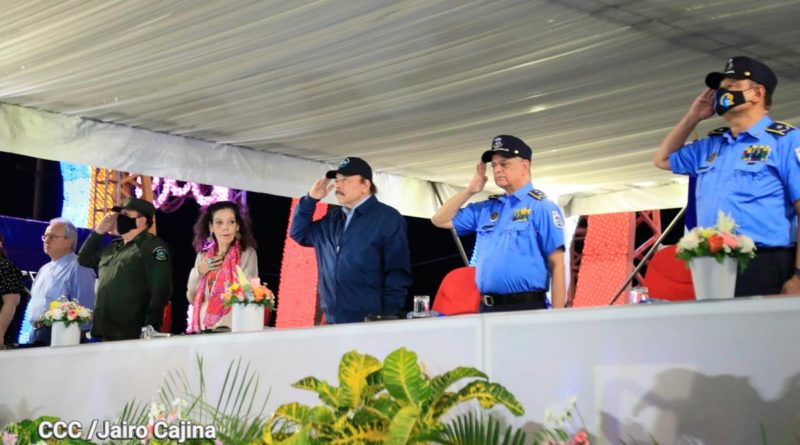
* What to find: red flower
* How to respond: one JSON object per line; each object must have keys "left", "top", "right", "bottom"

{"left": 572, "top": 431, "right": 589, "bottom": 445}
{"left": 707, "top": 234, "right": 724, "bottom": 254}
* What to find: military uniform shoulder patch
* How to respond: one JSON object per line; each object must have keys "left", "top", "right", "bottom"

{"left": 528, "top": 189, "right": 546, "bottom": 200}
{"left": 488, "top": 194, "right": 502, "bottom": 200}
{"left": 766, "top": 121, "right": 796, "bottom": 136}
{"left": 551, "top": 210, "right": 564, "bottom": 229}
{"left": 707, "top": 127, "right": 729, "bottom": 137}
{"left": 153, "top": 246, "right": 169, "bottom": 261}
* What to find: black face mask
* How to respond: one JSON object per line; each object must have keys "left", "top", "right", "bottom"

{"left": 714, "top": 87, "right": 754, "bottom": 116}
{"left": 116, "top": 214, "right": 139, "bottom": 235}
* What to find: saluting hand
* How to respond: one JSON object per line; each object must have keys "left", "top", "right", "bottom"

{"left": 466, "top": 162, "right": 488, "bottom": 195}
{"left": 688, "top": 88, "right": 715, "bottom": 122}
{"left": 309, "top": 177, "right": 334, "bottom": 200}
{"left": 95, "top": 213, "right": 117, "bottom": 235}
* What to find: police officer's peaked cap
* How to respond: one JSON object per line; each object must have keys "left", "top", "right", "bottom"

{"left": 481, "top": 135, "right": 532, "bottom": 163}
{"left": 326, "top": 156, "right": 373, "bottom": 181}
{"left": 112, "top": 197, "right": 156, "bottom": 218}
{"left": 705, "top": 56, "right": 778, "bottom": 95}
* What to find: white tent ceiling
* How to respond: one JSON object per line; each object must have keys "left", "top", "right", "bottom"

{"left": 1, "top": 0, "right": 799, "bottom": 216}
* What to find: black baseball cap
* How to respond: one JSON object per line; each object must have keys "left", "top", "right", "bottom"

{"left": 325, "top": 157, "right": 373, "bottom": 180}
{"left": 705, "top": 56, "right": 777, "bottom": 94}
{"left": 112, "top": 197, "right": 156, "bottom": 218}
{"left": 480, "top": 135, "right": 532, "bottom": 163}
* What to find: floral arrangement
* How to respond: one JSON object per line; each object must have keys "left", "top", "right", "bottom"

{"left": 143, "top": 399, "right": 219, "bottom": 445}
{"left": 40, "top": 298, "right": 92, "bottom": 327}
{"left": 676, "top": 211, "right": 756, "bottom": 272}
{"left": 2, "top": 415, "right": 93, "bottom": 444}
{"left": 533, "top": 396, "right": 591, "bottom": 445}
{"left": 222, "top": 266, "right": 275, "bottom": 309}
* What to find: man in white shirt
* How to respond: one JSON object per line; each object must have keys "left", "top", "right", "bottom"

{"left": 29, "top": 218, "right": 96, "bottom": 345}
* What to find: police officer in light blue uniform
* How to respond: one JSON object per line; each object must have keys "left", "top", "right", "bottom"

{"left": 432, "top": 135, "right": 566, "bottom": 312}
{"left": 655, "top": 56, "right": 800, "bottom": 297}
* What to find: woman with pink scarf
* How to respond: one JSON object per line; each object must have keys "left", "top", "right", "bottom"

{"left": 186, "top": 201, "right": 258, "bottom": 332}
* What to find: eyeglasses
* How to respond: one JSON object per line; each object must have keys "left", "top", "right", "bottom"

{"left": 41, "top": 234, "right": 67, "bottom": 241}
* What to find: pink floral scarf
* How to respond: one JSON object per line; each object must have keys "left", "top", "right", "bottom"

{"left": 190, "top": 240, "right": 241, "bottom": 332}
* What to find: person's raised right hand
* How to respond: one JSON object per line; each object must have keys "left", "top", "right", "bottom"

{"left": 688, "top": 88, "right": 716, "bottom": 122}
{"left": 197, "top": 256, "right": 222, "bottom": 275}
{"left": 95, "top": 213, "right": 117, "bottom": 235}
{"left": 309, "top": 177, "right": 334, "bottom": 200}
{"left": 466, "top": 161, "right": 488, "bottom": 195}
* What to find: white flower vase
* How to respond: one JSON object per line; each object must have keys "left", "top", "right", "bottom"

{"left": 51, "top": 321, "right": 80, "bottom": 347}
{"left": 231, "top": 304, "right": 264, "bottom": 333}
{"left": 690, "top": 256, "right": 737, "bottom": 300}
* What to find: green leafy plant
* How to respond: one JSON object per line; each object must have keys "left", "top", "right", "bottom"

{"left": 2, "top": 416, "right": 94, "bottom": 445}
{"left": 108, "top": 354, "right": 268, "bottom": 445}
{"left": 264, "top": 346, "right": 524, "bottom": 444}
{"left": 432, "top": 412, "right": 527, "bottom": 445}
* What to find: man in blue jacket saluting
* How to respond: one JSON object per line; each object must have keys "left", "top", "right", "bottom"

{"left": 290, "top": 157, "right": 412, "bottom": 324}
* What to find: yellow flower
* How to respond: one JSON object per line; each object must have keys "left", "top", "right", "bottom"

{"left": 716, "top": 210, "right": 737, "bottom": 233}
{"left": 49, "top": 301, "right": 60, "bottom": 310}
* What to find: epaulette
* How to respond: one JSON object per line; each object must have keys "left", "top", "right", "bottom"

{"left": 766, "top": 121, "right": 796, "bottom": 136}
{"left": 528, "top": 189, "right": 546, "bottom": 200}
{"left": 488, "top": 194, "right": 501, "bottom": 200}
{"left": 707, "top": 127, "right": 729, "bottom": 137}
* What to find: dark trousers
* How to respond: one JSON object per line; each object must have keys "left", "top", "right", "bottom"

{"left": 30, "top": 327, "right": 51, "bottom": 346}
{"left": 735, "top": 247, "right": 795, "bottom": 297}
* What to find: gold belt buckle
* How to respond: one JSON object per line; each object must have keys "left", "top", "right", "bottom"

{"left": 482, "top": 295, "right": 495, "bottom": 307}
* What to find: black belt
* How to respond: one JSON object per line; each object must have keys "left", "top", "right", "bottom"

{"left": 755, "top": 245, "right": 795, "bottom": 253}
{"left": 482, "top": 291, "right": 546, "bottom": 307}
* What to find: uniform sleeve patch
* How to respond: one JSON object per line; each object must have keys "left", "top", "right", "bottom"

{"left": 552, "top": 210, "right": 564, "bottom": 229}
{"left": 153, "top": 246, "right": 169, "bottom": 261}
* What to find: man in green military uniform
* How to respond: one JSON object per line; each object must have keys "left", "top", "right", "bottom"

{"left": 78, "top": 198, "right": 173, "bottom": 341}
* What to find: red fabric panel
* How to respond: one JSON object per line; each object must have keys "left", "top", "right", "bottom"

{"left": 642, "top": 245, "right": 695, "bottom": 301}
{"left": 573, "top": 213, "right": 633, "bottom": 307}
{"left": 276, "top": 198, "right": 328, "bottom": 328}
{"left": 161, "top": 302, "right": 171, "bottom": 333}
{"left": 432, "top": 266, "right": 480, "bottom": 315}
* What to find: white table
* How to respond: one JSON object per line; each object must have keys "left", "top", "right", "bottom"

{"left": 1, "top": 296, "right": 798, "bottom": 444}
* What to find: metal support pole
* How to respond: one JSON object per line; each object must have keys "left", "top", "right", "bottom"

{"left": 431, "top": 182, "right": 470, "bottom": 266}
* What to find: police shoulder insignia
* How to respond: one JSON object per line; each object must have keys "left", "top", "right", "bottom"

{"left": 153, "top": 246, "right": 169, "bottom": 261}
{"left": 528, "top": 189, "right": 546, "bottom": 200}
{"left": 766, "top": 121, "right": 796, "bottom": 136}
{"left": 707, "top": 127, "right": 729, "bottom": 137}
{"left": 551, "top": 210, "right": 564, "bottom": 229}
{"left": 488, "top": 194, "right": 501, "bottom": 200}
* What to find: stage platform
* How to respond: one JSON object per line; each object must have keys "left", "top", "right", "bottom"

{"left": 1, "top": 296, "right": 799, "bottom": 444}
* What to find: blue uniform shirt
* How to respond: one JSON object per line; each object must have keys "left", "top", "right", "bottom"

{"left": 669, "top": 116, "right": 800, "bottom": 247}
{"left": 453, "top": 183, "right": 565, "bottom": 294}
